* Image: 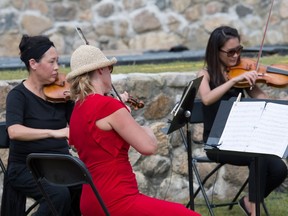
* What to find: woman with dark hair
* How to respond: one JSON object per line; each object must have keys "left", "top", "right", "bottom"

{"left": 197, "top": 26, "right": 287, "bottom": 216}
{"left": 2, "top": 35, "right": 81, "bottom": 216}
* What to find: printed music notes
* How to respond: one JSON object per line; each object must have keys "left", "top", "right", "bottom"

{"left": 218, "top": 101, "right": 288, "bottom": 158}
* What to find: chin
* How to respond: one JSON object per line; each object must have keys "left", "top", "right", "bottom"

{"left": 50, "top": 78, "right": 57, "bottom": 83}
{"left": 229, "top": 59, "right": 238, "bottom": 67}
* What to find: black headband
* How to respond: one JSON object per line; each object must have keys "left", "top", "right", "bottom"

{"left": 20, "top": 41, "right": 54, "bottom": 63}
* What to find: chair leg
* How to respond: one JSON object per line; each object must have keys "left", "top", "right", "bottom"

{"left": 193, "top": 163, "right": 224, "bottom": 198}
{"left": 262, "top": 200, "right": 270, "bottom": 216}
{"left": 90, "top": 184, "right": 110, "bottom": 216}
{"left": 227, "top": 179, "right": 270, "bottom": 216}
{"left": 228, "top": 177, "right": 248, "bottom": 210}
{"left": 192, "top": 160, "right": 249, "bottom": 213}
{"left": 35, "top": 179, "right": 58, "bottom": 216}
{"left": 0, "top": 158, "right": 6, "bottom": 174}
{"left": 25, "top": 199, "right": 40, "bottom": 216}
{"left": 192, "top": 159, "right": 215, "bottom": 216}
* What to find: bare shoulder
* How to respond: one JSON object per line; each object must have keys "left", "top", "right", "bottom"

{"left": 197, "top": 69, "right": 209, "bottom": 80}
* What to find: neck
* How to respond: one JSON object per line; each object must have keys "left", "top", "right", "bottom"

{"left": 24, "top": 77, "right": 45, "bottom": 99}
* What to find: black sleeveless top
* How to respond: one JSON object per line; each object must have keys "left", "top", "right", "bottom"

{"left": 202, "top": 85, "right": 244, "bottom": 143}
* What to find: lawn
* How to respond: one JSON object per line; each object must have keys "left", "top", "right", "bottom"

{"left": 193, "top": 191, "right": 288, "bottom": 216}
{"left": 0, "top": 54, "right": 288, "bottom": 80}
{"left": 0, "top": 54, "right": 287, "bottom": 215}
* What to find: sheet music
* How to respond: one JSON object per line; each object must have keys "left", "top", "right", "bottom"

{"left": 218, "top": 101, "right": 265, "bottom": 152}
{"left": 218, "top": 101, "right": 288, "bottom": 158}
{"left": 247, "top": 103, "right": 288, "bottom": 157}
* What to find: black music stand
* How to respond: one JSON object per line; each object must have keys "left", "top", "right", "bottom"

{"left": 166, "top": 76, "right": 203, "bottom": 210}
{"left": 205, "top": 97, "right": 288, "bottom": 216}
{"left": 207, "top": 97, "right": 288, "bottom": 146}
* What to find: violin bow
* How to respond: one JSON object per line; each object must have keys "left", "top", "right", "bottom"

{"left": 74, "top": 27, "right": 125, "bottom": 104}
{"left": 255, "top": 0, "right": 275, "bottom": 71}
{"left": 75, "top": 27, "right": 90, "bottom": 45}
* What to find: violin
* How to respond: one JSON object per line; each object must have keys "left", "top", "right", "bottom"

{"left": 227, "top": 0, "right": 288, "bottom": 89}
{"left": 44, "top": 73, "right": 145, "bottom": 110}
{"left": 43, "top": 73, "right": 71, "bottom": 103}
{"left": 126, "top": 96, "right": 144, "bottom": 110}
{"left": 227, "top": 58, "right": 288, "bottom": 88}
{"left": 108, "top": 91, "right": 145, "bottom": 110}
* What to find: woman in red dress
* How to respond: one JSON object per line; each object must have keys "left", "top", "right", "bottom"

{"left": 66, "top": 45, "right": 201, "bottom": 216}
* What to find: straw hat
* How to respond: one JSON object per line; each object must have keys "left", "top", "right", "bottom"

{"left": 66, "top": 45, "right": 117, "bottom": 82}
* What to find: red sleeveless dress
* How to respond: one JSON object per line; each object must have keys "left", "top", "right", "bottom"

{"left": 69, "top": 94, "right": 201, "bottom": 216}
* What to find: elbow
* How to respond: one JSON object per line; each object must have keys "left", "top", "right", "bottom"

{"left": 140, "top": 140, "right": 158, "bottom": 155}
{"left": 8, "top": 134, "right": 16, "bottom": 140}
{"left": 7, "top": 127, "right": 18, "bottom": 140}
{"left": 141, "top": 148, "right": 157, "bottom": 156}
{"left": 201, "top": 96, "right": 216, "bottom": 106}
{"left": 201, "top": 98, "right": 211, "bottom": 106}
{"left": 149, "top": 143, "right": 158, "bottom": 155}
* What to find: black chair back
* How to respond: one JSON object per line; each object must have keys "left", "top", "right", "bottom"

{"left": 28, "top": 154, "right": 88, "bottom": 187}
{"left": 0, "top": 122, "right": 40, "bottom": 215}
{"left": 0, "top": 122, "right": 9, "bottom": 173}
{"left": 26, "top": 153, "right": 110, "bottom": 216}
{"left": 189, "top": 98, "right": 203, "bottom": 124}
{"left": 0, "top": 122, "right": 9, "bottom": 149}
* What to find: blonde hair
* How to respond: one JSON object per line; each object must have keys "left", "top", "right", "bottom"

{"left": 69, "top": 72, "right": 94, "bottom": 102}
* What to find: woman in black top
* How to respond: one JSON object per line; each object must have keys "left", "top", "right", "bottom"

{"left": 197, "top": 26, "right": 287, "bottom": 216}
{"left": 3, "top": 35, "right": 80, "bottom": 216}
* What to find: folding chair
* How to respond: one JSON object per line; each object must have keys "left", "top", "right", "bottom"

{"left": 26, "top": 153, "right": 110, "bottom": 216}
{"left": 180, "top": 99, "right": 269, "bottom": 216}
{"left": 0, "top": 121, "right": 39, "bottom": 215}
{"left": 0, "top": 121, "right": 9, "bottom": 174}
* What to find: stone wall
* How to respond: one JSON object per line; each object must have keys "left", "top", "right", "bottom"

{"left": 0, "top": 0, "right": 288, "bottom": 57}
{"left": 0, "top": 73, "right": 288, "bottom": 206}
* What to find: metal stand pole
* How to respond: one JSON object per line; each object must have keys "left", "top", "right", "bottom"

{"left": 186, "top": 123, "right": 194, "bottom": 210}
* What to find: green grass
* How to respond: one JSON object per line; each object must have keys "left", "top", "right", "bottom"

{"left": 1, "top": 54, "right": 288, "bottom": 215}
{"left": 114, "top": 61, "right": 204, "bottom": 74}
{"left": 193, "top": 191, "right": 288, "bottom": 216}
{"left": 0, "top": 61, "right": 204, "bottom": 80}
{"left": 1, "top": 54, "right": 287, "bottom": 80}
